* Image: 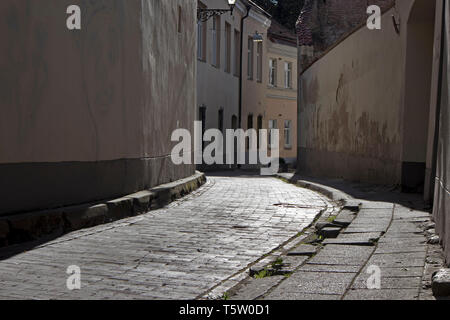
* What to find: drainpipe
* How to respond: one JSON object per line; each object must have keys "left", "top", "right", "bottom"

{"left": 238, "top": 4, "right": 251, "bottom": 128}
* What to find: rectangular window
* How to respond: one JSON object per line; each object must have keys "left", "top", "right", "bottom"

{"left": 197, "top": 21, "right": 203, "bottom": 59}
{"left": 247, "top": 114, "right": 254, "bottom": 150}
{"left": 234, "top": 30, "right": 240, "bottom": 76}
{"left": 177, "top": 6, "right": 182, "bottom": 34}
{"left": 212, "top": 16, "right": 221, "bottom": 67}
{"left": 247, "top": 37, "right": 254, "bottom": 79}
{"left": 199, "top": 106, "right": 207, "bottom": 151}
{"left": 218, "top": 109, "right": 224, "bottom": 133}
{"left": 197, "top": 3, "right": 207, "bottom": 61}
{"left": 269, "top": 59, "right": 277, "bottom": 86}
{"left": 284, "top": 120, "right": 292, "bottom": 148}
{"left": 268, "top": 120, "right": 277, "bottom": 147}
{"left": 284, "top": 62, "right": 292, "bottom": 88}
{"left": 225, "top": 23, "right": 231, "bottom": 73}
{"left": 256, "top": 42, "right": 263, "bottom": 82}
{"left": 257, "top": 115, "right": 263, "bottom": 148}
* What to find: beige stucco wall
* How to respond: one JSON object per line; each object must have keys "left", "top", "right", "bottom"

{"left": 265, "top": 41, "right": 298, "bottom": 161}
{"left": 242, "top": 9, "right": 271, "bottom": 130}
{"left": 297, "top": 0, "right": 440, "bottom": 185}
{"left": 241, "top": 12, "right": 298, "bottom": 163}
{"left": 298, "top": 6, "right": 406, "bottom": 184}
{"left": 0, "top": 0, "right": 197, "bottom": 214}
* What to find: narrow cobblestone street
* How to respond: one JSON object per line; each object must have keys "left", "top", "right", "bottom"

{"left": 0, "top": 174, "right": 332, "bottom": 300}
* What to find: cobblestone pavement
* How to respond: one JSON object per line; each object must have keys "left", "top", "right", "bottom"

{"left": 228, "top": 175, "right": 445, "bottom": 300}
{"left": 0, "top": 174, "right": 332, "bottom": 300}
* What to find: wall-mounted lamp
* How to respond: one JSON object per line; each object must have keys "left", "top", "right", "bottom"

{"left": 253, "top": 31, "right": 264, "bottom": 42}
{"left": 197, "top": 0, "right": 236, "bottom": 23}
{"left": 392, "top": 14, "right": 400, "bottom": 34}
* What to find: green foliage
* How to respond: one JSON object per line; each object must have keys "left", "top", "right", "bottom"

{"left": 271, "top": 258, "right": 284, "bottom": 269}
{"left": 327, "top": 216, "right": 337, "bottom": 223}
{"left": 254, "top": 268, "right": 271, "bottom": 279}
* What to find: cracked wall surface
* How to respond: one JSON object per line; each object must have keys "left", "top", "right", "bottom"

{"left": 297, "top": 5, "right": 404, "bottom": 185}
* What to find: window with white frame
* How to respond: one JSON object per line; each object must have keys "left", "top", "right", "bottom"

{"left": 284, "top": 62, "right": 292, "bottom": 88}
{"left": 247, "top": 37, "right": 254, "bottom": 79}
{"left": 269, "top": 58, "right": 277, "bottom": 86}
{"left": 256, "top": 42, "right": 263, "bottom": 82}
{"left": 268, "top": 120, "right": 277, "bottom": 147}
{"left": 284, "top": 120, "right": 292, "bottom": 148}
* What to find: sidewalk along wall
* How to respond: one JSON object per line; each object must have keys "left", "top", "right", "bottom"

{"left": 433, "top": 0, "right": 450, "bottom": 265}
{"left": 297, "top": 6, "right": 404, "bottom": 185}
{"left": 0, "top": 0, "right": 197, "bottom": 215}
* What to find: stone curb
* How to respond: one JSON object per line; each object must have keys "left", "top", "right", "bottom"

{"left": 0, "top": 171, "right": 206, "bottom": 248}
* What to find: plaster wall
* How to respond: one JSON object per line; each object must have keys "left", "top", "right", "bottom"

{"left": 0, "top": 0, "right": 197, "bottom": 215}
{"left": 433, "top": 0, "right": 450, "bottom": 265}
{"left": 298, "top": 7, "right": 406, "bottom": 184}
{"left": 265, "top": 41, "right": 298, "bottom": 161}
{"left": 197, "top": 0, "right": 242, "bottom": 144}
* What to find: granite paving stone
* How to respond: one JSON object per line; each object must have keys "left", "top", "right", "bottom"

{"left": 0, "top": 175, "right": 331, "bottom": 300}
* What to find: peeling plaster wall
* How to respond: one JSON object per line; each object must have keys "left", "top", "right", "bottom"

{"left": 297, "top": 7, "right": 404, "bottom": 185}
{"left": 0, "top": 0, "right": 197, "bottom": 215}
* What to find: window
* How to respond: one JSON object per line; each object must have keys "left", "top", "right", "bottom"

{"left": 231, "top": 115, "right": 238, "bottom": 130}
{"left": 247, "top": 37, "right": 254, "bottom": 79}
{"left": 234, "top": 30, "right": 240, "bottom": 76}
{"left": 177, "top": 6, "right": 182, "bottom": 34}
{"left": 212, "top": 16, "right": 221, "bottom": 67}
{"left": 197, "top": 3, "right": 207, "bottom": 61}
{"left": 247, "top": 114, "right": 254, "bottom": 150}
{"left": 225, "top": 23, "right": 231, "bottom": 73}
{"left": 218, "top": 109, "right": 224, "bottom": 133}
{"left": 257, "top": 115, "right": 263, "bottom": 148}
{"left": 199, "top": 106, "right": 207, "bottom": 150}
{"left": 269, "top": 59, "right": 277, "bottom": 86}
{"left": 284, "top": 120, "right": 292, "bottom": 148}
{"left": 256, "top": 42, "right": 263, "bottom": 82}
{"left": 284, "top": 62, "right": 292, "bottom": 88}
{"left": 247, "top": 114, "right": 254, "bottom": 129}
{"left": 268, "top": 120, "right": 277, "bottom": 146}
